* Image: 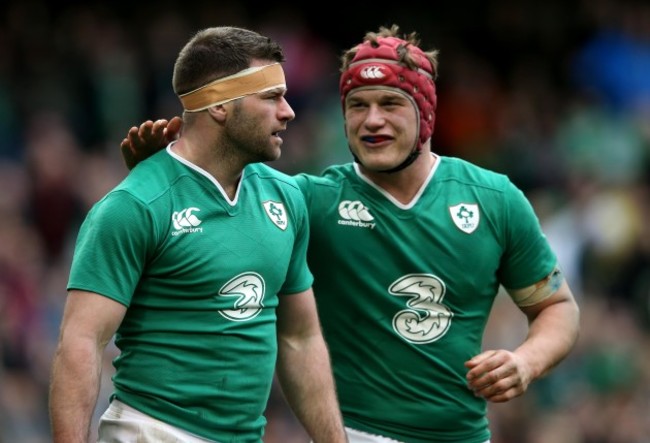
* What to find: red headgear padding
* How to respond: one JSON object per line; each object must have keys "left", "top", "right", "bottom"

{"left": 339, "top": 36, "right": 437, "bottom": 152}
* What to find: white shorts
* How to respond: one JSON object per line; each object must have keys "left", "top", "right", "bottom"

{"left": 345, "top": 426, "right": 490, "bottom": 443}
{"left": 346, "top": 427, "right": 403, "bottom": 443}
{"left": 97, "top": 399, "right": 217, "bottom": 443}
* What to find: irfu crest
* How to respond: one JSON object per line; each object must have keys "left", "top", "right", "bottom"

{"left": 449, "top": 203, "right": 479, "bottom": 234}
{"left": 263, "top": 200, "right": 288, "bottom": 231}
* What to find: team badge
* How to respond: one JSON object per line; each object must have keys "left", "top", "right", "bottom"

{"left": 263, "top": 200, "right": 288, "bottom": 231}
{"left": 449, "top": 203, "right": 479, "bottom": 234}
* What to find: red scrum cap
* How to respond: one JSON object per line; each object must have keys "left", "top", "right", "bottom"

{"left": 339, "top": 36, "right": 437, "bottom": 152}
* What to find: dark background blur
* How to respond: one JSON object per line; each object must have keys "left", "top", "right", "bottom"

{"left": 1, "top": 0, "right": 649, "bottom": 441}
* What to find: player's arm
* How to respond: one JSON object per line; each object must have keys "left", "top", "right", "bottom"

{"left": 465, "top": 270, "right": 580, "bottom": 403}
{"left": 49, "top": 290, "right": 127, "bottom": 443}
{"left": 120, "top": 117, "right": 183, "bottom": 170}
{"left": 275, "top": 288, "right": 348, "bottom": 443}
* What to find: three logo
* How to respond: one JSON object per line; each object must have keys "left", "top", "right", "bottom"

{"left": 219, "top": 272, "right": 265, "bottom": 321}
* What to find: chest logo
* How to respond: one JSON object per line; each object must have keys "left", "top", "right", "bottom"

{"left": 337, "top": 200, "right": 376, "bottom": 229}
{"left": 390, "top": 274, "right": 452, "bottom": 344}
{"left": 263, "top": 200, "right": 288, "bottom": 231}
{"left": 219, "top": 272, "right": 265, "bottom": 321}
{"left": 449, "top": 203, "right": 479, "bottom": 234}
{"left": 171, "top": 207, "right": 203, "bottom": 236}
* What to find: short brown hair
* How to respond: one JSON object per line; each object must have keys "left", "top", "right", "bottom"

{"left": 172, "top": 26, "right": 285, "bottom": 96}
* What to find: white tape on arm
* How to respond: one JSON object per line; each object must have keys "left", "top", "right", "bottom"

{"left": 507, "top": 267, "right": 565, "bottom": 307}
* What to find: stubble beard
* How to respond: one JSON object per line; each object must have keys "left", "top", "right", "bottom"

{"left": 227, "top": 109, "right": 281, "bottom": 164}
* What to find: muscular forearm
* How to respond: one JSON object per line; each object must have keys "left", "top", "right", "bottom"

{"left": 516, "top": 296, "right": 580, "bottom": 379}
{"left": 276, "top": 334, "right": 347, "bottom": 443}
{"left": 49, "top": 340, "right": 104, "bottom": 443}
{"left": 466, "top": 281, "right": 579, "bottom": 403}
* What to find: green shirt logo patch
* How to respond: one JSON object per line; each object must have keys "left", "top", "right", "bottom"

{"left": 263, "top": 200, "right": 288, "bottom": 231}
{"left": 449, "top": 203, "right": 479, "bottom": 234}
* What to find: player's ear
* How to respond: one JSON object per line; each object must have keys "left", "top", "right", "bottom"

{"left": 207, "top": 105, "right": 228, "bottom": 122}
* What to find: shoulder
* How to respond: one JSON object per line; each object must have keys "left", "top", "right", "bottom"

{"left": 116, "top": 149, "right": 182, "bottom": 205}
{"left": 85, "top": 150, "right": 185, "bottom": 226}
{"left": 247, "top": 162, "right": 297, "bottom": 185}
{"left": 436, "top": 156, "right": 532, "bottom": 220}
{"left": 293, "top": 163, "right": 354, "bottom": 191}
{"left": 244, "top": 164, "right": 312, "bottom": 217}
{"left": 245, "top": 163, "right": 307, "bottom": 199}
{"left": 438, "top": 156, "right": 515, "bottom": 193}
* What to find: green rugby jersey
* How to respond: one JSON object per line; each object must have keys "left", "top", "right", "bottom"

{"left": 68, "top": 146, "right": 313, "bottom": 443}
{"left": 295, "top": 155, "right": 556, "bottom": 443}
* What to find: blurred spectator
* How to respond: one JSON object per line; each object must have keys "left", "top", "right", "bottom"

{"left": 1, "top": 0, "right": 650, "bottom": 441}
{"left": 572, "top": 0, "right": 650, "bottom": 113}
{"left": 23, "top": 112, "right": 85, "bottom": 263}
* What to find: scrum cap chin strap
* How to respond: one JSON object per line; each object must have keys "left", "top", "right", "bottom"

{"left": 339, "top": 37, "right": 437, "bottom": 172}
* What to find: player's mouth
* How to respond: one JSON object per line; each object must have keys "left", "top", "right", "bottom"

{"left": 361, "top": 135, "right": 392, "bottom": 144}
{"left": 272, "top": 128, "right": 286, "bottom": 140}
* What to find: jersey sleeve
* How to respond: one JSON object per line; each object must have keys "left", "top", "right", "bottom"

{"left": 67, "top": 191, "right": 156, "bottom": 306}
{"left": 278, "top": 178, "right": 314, "bottom": 295}
{"left": 293, "top": 173, "right": 313, "bottom": 207}
{"left": 497, "top": 180, "right": 558, "bottom": 290}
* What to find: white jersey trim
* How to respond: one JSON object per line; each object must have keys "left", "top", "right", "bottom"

{"left": 166, "top": 143, "right": 241, "bottom": 206}
{"left": 354, "top": 153, "right": 440, "bottom": 210}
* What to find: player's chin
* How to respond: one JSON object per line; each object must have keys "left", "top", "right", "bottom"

{"left": 261, "top": 144, "right": 282, "bottom": 162}
{"left": 357, "top": 153, "right": 402, "bottom": 171}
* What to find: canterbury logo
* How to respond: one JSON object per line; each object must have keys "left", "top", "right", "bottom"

{"left": 171, "top": 207, "right": 203, "bottom": 236}
{"left": 337, "top": 200, "right": 376, "bottom": 229}
{"left": 360, "top": 66, "right": 386, "bottom": 80}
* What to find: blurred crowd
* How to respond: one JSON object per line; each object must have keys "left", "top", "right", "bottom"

{"left": 1, "top": 0, "right": 649, "bottom": 442}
